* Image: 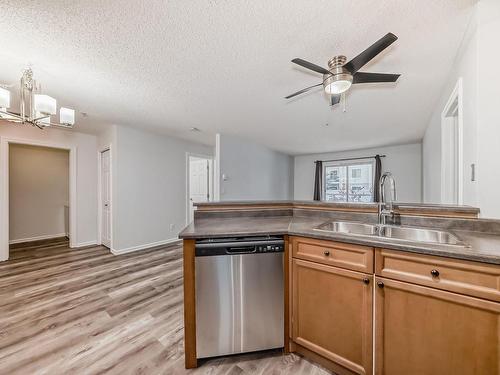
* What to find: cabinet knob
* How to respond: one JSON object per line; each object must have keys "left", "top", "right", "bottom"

{"left": 431, "top": 269, "right": 440, "bottom": 278}
{"left": 363, "top": 278, "right": 370, "bottom": 285}
{"left": 377, "top": 281, "right": 384, "bottom": 288}
{"left": 324, "top": 250, "right": 330, "bottom": 256}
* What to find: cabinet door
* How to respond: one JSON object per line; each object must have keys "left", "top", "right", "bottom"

{"left": 292, "top": 258, "right": 373, "bottom": 375}
{"left": 375, "top": 277, "right": 500, "bottom": 375}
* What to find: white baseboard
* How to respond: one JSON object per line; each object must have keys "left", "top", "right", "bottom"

{"left": 111, "top": 238, "right": 181, "bottom": 255}
{"left": 72, "top": 241, "right": 98, "bottom": 248}
{"left": 9, "top": 233, "right": 67, "bottom": 244}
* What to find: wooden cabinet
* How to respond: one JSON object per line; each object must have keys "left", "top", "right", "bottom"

{"left": 291, "top": 257, "right": 373, "bottom": 375}
{"left": 375, "top": 277, "right": 500, "bottom": 375}
{"left": 290, "top": 237, "right": 500, "bottom": 375}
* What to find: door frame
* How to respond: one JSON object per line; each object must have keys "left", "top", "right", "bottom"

{"left": 0, "top": 136, "right": 77, "bottom": 261}
{"left": 97, "top": 145, "right": 113, "bottom": 249}
{"left": 440, "top": 77, "right": 464, "bottom": 205}
{"left": 186, "top": 152, "right": 213, "bottom": 225}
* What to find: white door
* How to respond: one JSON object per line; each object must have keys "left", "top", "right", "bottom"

{"left": 189, "top": 157, "right": 210, "bottom": 223}
{"left": 441, "top": 78, "right": 463, "bottom": 205}
{"left": 441, "top": 98, "right": 461, "bottom": 204}
{"left": 101, "top": 150, "right": 111, "bottom": 248}
{"left": 442, "top": 115, "right": 459, "bottom": 204}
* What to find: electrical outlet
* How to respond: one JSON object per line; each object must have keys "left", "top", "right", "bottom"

{"left": 169, "top": 223, "right": 175, "bottom": 231}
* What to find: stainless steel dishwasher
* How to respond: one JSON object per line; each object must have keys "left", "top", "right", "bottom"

{"left": 195, "top": 236, "right": 284, "bottom": 359}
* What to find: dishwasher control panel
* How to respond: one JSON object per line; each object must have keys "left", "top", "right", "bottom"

{"left": 195, "top": 236, "right": 285, "bottom": 256}
{"left": 255, "top": 244, "right": 284, "bottom": 253}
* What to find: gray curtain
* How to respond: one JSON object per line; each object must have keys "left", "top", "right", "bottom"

{"left": 373, "top": 155, "right": 382, "bottom": 202}
{"left": 313, "top": 161, "right": 322, "bottom": 201}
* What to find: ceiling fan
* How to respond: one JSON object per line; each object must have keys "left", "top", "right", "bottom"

{"left": 285, "top": 33, "right": 401, "bottom": 106}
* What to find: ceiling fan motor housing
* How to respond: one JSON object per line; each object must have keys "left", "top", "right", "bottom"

{"left": 323, "top": 55, "right": 353, "bottom": 94}
{"left": 328, "top": 55, "right": 347, "bottom": 69}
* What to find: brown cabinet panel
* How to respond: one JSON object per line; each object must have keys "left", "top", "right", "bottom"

{"left": 291, "top": 236, "right": 374, "bottom": 273}
{"left": 375, "top": 277, "right": 500, "bottom": 375}
{"left": 375, "top": 248, "right": 500, "bottom": 302}
{"left": 292, "top": 258, "right": 373, "bottom": 375}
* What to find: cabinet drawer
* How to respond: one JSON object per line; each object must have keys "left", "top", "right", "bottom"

{"left": 291, "top": 236, "right": 373, "bottom": 273}
{"left": 375, "top": 248, "right": 500, "bottom": 302}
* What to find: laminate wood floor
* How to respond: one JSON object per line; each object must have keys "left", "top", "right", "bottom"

{"left": 0, "top": 240, "right": 332, "bottom": 375}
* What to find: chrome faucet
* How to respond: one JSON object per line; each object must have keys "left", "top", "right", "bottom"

{"left": 378, "top": 172, "right": 397, "bottom": 225}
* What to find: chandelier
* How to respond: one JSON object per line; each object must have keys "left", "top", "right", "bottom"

{"left": 0, "top": 68, "right": 75, "bottom": 129}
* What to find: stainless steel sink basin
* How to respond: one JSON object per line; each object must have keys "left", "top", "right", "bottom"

{"left": 380, "top": 225, "right": 463, "bottom": 246}
{"left": 315, "top": 221, "right": 379, "bottom": 236}
{"left": 314, "top": 221, "right": 467, "bottom": 246}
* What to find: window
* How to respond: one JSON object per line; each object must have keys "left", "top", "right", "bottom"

{"left": 323, "top": 159, "right": 375, "bottom": 202}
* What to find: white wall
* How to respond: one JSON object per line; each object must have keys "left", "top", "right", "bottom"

{"left": 218, "top": 134, "right": 293, "bottom": 200}
{"left": 422, "top": 10, "right": 478, "bottom": 206}
{"left": 97, "top": 124, "right": 117, "bottom": 152}
{"left": 423, "top": 0, "right": 500, "bottom": 218}
{"left": 476, "top": 0, "right": 500, "bottom": 218}
{"left": 0, "top": 122, "right": 98, "bottom": 258}
{"left": 111, "top": 125, "right": 213, "bottom": 253}
{"left": 9, "top": 144, "right": 69, "bottom": 242}
{"left": 294, "top": 143, "right": 422, "bottom": 203}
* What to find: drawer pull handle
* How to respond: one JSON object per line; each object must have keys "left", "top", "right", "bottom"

{"left": 324, "top": 250, "right": 330, "bottom": 256}
{"left": 363, "top": 278, "right": 370, "bottom": 285}
{"left": 377, "top": 281, "right": 384, "bottom": 288}
{"left": 431, "top": 269, "right": 440, "bottom": 278}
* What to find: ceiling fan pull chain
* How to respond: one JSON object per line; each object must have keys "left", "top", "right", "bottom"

{"left": 342, "top": 93, "right": 347, "bottom": 113}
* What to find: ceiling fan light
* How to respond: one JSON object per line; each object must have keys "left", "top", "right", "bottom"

{"left": 325, "top": 80, "right": 352, "bottom": 95}
{"left": 0, "top": 87, "right": 10, "bottom": 108}
{"left": 323, "top": 73, "right": 353, "bottom": 95}
{"left": 60, "top": 107, "right": 75, "bottom": 125}
{"left": 34, "top": 94, "right": 57, "bottom": 115}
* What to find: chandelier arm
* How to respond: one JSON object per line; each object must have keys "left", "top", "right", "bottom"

{"left": 33, "top": 115, "right": 50, "bottom": 122}
{"left": 0, "top": 110, "right": 23, "bottom": 120}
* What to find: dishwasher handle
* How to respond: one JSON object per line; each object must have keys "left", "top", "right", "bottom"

{"left": 225, "top": 246, "right": 257, "bottom": 255}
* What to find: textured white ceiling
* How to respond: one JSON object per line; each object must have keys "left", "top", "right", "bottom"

{"left": 0, "top": 0, "right": 475, "bottom": 155}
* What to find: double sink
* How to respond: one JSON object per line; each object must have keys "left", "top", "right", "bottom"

{"left": 314, "top": 221, "right": 467, "bottom": 247}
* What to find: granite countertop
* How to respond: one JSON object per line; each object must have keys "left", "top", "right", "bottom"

{"left": 179, "top": 216, "right": 500, "bottom": 265}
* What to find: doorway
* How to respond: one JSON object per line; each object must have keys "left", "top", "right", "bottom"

{"left": 441, "top": 78, "right": 463, "bottom": 205}
{"left": 9, "top": 144, "right": 69, "bottom": 246}
{"left": 0, "top": 138, "right": 77, "bottom": 261}
{"left": 187, "top": 154, "right": 213, "bottom": 223}
{"left": 100, "top": 149, "right": 111, "bottom": 248}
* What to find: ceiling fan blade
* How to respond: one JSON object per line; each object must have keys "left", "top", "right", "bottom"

{"left": 291, "top": 58, "right": 331, "bottom": 75}
{"left": 352, "top": 72, "right": 400, "bottom": 84}
{"left": 331, "top": 94, "right": 341, "bottom": 106}
{"left": 343, "top": 33, "right": 398, "bottom": 74}
{"left": 285, "top": 83, "right": 322, "bottom": 99}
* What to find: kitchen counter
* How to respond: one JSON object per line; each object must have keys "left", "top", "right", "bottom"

{"left": 179, "top": 215, "right": 500, "bottom": 265}
{"left": 180, "top": 201, "right": 500, "bottom": 371}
